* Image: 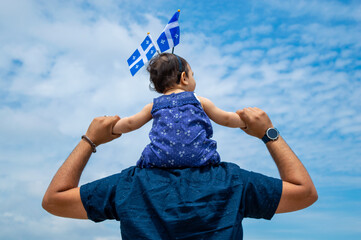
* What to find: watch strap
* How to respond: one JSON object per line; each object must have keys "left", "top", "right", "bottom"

{"left": 262, "top": 134, "right": 271, "bottom": 144}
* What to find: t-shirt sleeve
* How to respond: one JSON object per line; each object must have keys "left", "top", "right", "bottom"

{"left": 242, "top": 171, "right": 282, "bottom": 220}
{"left": 80, "top": 173, "right": 121, "bottom": 222}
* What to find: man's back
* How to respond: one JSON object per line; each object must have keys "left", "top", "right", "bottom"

{"left": 80, "top": 162, "right": 282, "bottom": 239}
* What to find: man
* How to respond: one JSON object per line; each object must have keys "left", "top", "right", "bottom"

{"left": 42, "top": 107, "right": 318, "bottom": 239}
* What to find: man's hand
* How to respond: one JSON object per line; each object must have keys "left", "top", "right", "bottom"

{"left": 236, "top": 107, "right": 273, "bottom": 139}
{"left": 85, "top": 116, "right": 122, "bottom": 146}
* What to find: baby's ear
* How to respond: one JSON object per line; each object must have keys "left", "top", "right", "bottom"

{"left": 180, "top": 72, "right": 188, "bottom": 85}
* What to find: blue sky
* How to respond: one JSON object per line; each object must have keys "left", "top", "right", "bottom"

{"left": 1, "top": 0, "right": 360, "bottom": 239}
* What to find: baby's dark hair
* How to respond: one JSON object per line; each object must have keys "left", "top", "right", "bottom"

{"left": 147, "top": 53, "right": 189, "bottom": 94}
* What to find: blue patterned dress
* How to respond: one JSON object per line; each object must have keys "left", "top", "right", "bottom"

{"left": 137, "top": 91, "right": 220, "bottom": 168}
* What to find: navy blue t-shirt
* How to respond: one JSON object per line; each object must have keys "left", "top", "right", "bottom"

{"left": 80, "top": 162, "right": 282, "bottom": 240}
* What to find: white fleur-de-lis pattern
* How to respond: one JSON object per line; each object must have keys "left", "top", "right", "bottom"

{"left": 137, "top": 92, "right": 220, "bottom": 168}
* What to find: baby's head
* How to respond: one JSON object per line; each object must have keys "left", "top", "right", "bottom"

{"left": 147, "top": 53, "right": 194, "bottom": 94}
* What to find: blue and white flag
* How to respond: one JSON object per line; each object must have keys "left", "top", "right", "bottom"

{"left": 127, "top": 35, "right": 157, "bottom": 76}
{"left": 156, "top": 10, "right": 180, "bottom": 53}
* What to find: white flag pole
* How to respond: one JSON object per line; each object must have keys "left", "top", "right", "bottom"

{"left": 147, "top": 32, "right": 160, "bottom": 54}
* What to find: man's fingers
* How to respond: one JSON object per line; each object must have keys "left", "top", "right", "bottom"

{"left": 108, "top": 115, "right": 122, "bottom": 137}
{"left": 101, "top": 115, "right": 120, "bottom": 126}
{"left": 111, "top": 133, "right": 122, "bottom": 140}
{"left": 236, "top": 109, "right": 250, "bottom": 132}
{"left": 114, "top": 115, "right": 121, "bottom": 121}
{"left": 237, "top": 108, "right": 253, "bottom": 123}
{"left": 110, "top": 115, "right": 121, "bottom": 128}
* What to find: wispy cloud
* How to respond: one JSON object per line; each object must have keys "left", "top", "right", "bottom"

{"left": 262, "top": 0, "right": 361, "bottom": 22}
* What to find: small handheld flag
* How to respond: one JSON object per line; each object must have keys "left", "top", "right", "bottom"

{"left": 157, "top": 10, "right": 180, "bottom": 53}
{"left": 127, "top": 34, "right": 157, "bottom": 76}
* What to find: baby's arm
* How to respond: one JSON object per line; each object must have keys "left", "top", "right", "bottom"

{"left": 198, "top": 96, "right": 246, "bottom": 128}
{"left": 112, "top": 103, "right": 153, "bottom": 134}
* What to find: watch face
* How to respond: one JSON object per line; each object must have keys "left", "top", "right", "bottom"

{"left": 267, "top": 128, "right": 278, "bottom": 140}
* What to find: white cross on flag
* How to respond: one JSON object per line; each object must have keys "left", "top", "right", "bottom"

{"left": 156, "top": 10, "right": 180, "bottom": 53}
{"left": 127, "top": 35, "right": 157, "bottom": 76}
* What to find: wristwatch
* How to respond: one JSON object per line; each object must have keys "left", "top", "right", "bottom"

{"left": 262, "top": 128, "right": 279, "bottom": 144}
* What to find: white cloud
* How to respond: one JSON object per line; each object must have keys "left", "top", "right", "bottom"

{"left": 251, "top": 25, "right": 274, "bottom": 35}
{"left": 261, "top": 0, "right": 361, "bottom": 22}
{"left": 1, "top": 0, "right": 361, "bottom": 239}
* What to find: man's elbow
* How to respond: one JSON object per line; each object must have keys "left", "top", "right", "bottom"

{"left": 42, "top": 194, "right": 51, "bottom": 212}
{"left": 42, "top": 193, "right": 57, "bottom": 215}
{"left": 309, "top": 186, "right": 318, "bottom": 205}
{"left": 304, "top": 184, "right": 318, "bottom": 208}
{"left": 277, "top": 181, "right": 318, "bottom": 214}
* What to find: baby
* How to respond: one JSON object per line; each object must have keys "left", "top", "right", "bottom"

{"left": 113, "top": 53, "right": 245, "bottom": 168}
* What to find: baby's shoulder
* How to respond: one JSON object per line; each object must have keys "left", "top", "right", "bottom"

{"left": 195, "top": 95, "right": 214, "bottom": 109}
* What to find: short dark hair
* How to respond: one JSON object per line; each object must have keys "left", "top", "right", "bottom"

{"left": 147, "top": 53, "right": 189, "bottom": 94}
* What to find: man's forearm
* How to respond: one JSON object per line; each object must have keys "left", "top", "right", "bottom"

{"left": 267, "top": 137, "right": 318, "bottom": 213}
{"left": 50, "top": 140, "right": 92, "bottom": 191}
{"left": 42, "top": 139, "right": 92, "bottom": 215}
{"left": 267, "top": 137, "right": 309, "bottom": 184}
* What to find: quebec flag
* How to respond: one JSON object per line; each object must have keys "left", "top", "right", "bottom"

{"left": 127, "top": 35, "right": 157, "bottom": 76}
{"left": 156, "top": 10, "right": 180, "bottom": 53}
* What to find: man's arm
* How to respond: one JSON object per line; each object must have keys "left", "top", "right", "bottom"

{"left": 42, "top": 116, "right": 121, "bottom": 218}
{"left": 268, "top": 137, "right": 317, "bottom": 213}
{"left": 198, "top": 96, "right": 246, "bottom": 128}
{"left": 237, "top": 107, "right": 318, "bottom": 213}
